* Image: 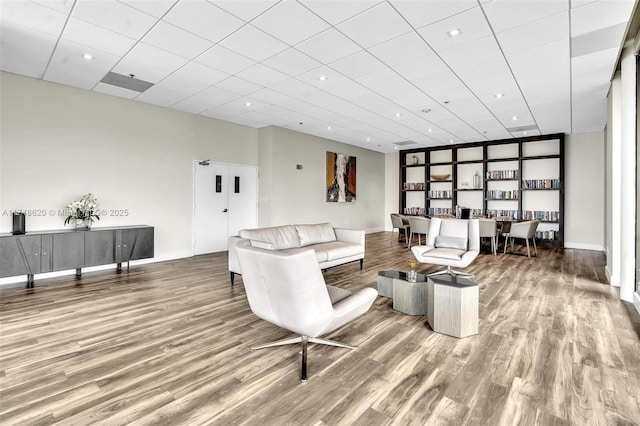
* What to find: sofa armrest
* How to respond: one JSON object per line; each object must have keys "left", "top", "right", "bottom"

{"left": 228, "top": 236, "right": 251, "bottom": 274}
{"left": 334, "top": 228, "right": 365, "bottom": 246}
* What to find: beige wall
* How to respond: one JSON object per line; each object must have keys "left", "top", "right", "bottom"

{"left": 564, "top": 131, "right": 606, "bottom": 250}
{"left": 0, "top": 72, "right": 259, "bottom": 262}
{"left": 384, "top": 152, "right": 400, "bottom": 230}
{"left": 258, "top": 126, "right": 385, "bottom": 232}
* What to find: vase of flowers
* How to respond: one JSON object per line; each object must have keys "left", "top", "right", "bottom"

{"left": 407, "top": 261, "right": 417, "bottom": 283}
{"left": 64, "top": 193, "right": 100, "bottom": 231}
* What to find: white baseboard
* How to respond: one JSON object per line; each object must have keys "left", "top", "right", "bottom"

{"left": 605, "top": 266, "right": 620, "bottom": 287}
{"left": 0, "top": 250, "right": 195, "bottom": 288}
{"left": 564, "top": 242, "right": 605, "bottom": 251}
{"left": 366, "top": 227, "right": 386, "bottom": 234}
{"left": 634, "top": 292, "right": 640, "bottom": 315}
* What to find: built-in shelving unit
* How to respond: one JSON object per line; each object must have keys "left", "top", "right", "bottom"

{"left": 399, "top": 134, "right": 564, "bottom": 247}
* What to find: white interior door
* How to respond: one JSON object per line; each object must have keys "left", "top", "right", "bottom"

{"left": 194, "top": 162, "right": 258, "bottom": 254}
{"left": 194, "top": 162, "right": 229, "bottom": 254}
{"left": 227, "top": 165, "right": 258, "bottom": 236}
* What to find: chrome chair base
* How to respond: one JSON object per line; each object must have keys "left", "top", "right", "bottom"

{"left": 251, "top": 335, "right": 357, "bottom": 383}
{"left": 427, "top": 265, "right": 474, "bottom": 279}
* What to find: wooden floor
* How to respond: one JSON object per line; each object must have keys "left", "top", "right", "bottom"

{"left": 1, "top": 232, "right": 639, "bottom": 425}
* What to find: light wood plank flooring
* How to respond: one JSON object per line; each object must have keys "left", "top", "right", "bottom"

{"left": 1, "top": 232, "right": 639, "bottom": 425}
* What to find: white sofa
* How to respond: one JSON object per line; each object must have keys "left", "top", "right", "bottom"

{"left": 228, "top": 223, "right": 365, "bottom": 285}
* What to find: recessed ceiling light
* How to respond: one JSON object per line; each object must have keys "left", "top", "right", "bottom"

{"left": 245, "top": 101, "right": 252, "bottom": 107}
{"left": 494, "top": 93, "right": 504, "bottom": 98}
{"left": 394, "top": 146, "right": 398, "bottom": 150}
{"left": 449, "top": 139, "right": 454, "bottom": 144}
{"left": 523, "top": 131, "right": 528, "bottom": 135}
{"left": 395, "top": 113, "right": 401, "bottom": 117}
{"left": 447, "top": 28, "right": 462, "bottom": 37}
{"left": 366, "top": 137, "right": 371, "bottom": 142}
{"left": 512, "top": 115, "right": 518, "bottom": 120}
{"left": 318, "top": 75, "right": 327, "bottom": 81}
{"left": 327, "top": 126, "right": 332, "bottom": 130}
{"left": 83, "top": 53, "right": 94, "bottom": 60}
{"left": 428, "top": 129, "right": 433, "bottom": 133}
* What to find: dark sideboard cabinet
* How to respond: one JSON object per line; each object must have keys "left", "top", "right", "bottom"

{"left": 0, "top": 225, "right": 154, "bottom": 288}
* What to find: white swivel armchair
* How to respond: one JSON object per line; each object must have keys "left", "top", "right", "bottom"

{"left": 408, "top": 216, "right": 430, "bottom": 249}
{"left": 411, "top": 218, "right": 480, "bottom": 278}
{"left": 503, "top": 220, "right": 539, "bottom": 257}
{"left": 236, "top": 243, "right": 378, "bottom": 383}
{"left": 390, "top": 213, "right": 409, "bottom": 246}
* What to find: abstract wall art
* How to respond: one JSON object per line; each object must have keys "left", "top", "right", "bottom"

{"left": 326, "top": 151, "right": 356, "bottom": 203}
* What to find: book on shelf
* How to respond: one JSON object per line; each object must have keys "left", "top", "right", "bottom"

{"left": 427, "top": 190, "right": 452, "bottom": 199}
{"left": 522, "top": 210, "right": 559, "bottom": 222}
{"left": 403, "top": 207, "right": 426, "bottom": 216}
{"left": 486, "top": 190, "right": 519, "bottom": 200}
{"left": 522, "top": 179, "right": 560, "bottom": 189}
{"left": 486, "top": 170, "right": 519, "bottom": 180}
{"left": 486, "top": 210, "right": 519, "bottom": 220}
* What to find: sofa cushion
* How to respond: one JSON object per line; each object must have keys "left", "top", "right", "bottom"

{"left": 435, "top": 235, "right": 468, "bottom": 250}
{"left": 239, "top": 225, "right": 300, "bottom": 250}
{"left": 326, "top": 285, "right": 352, "bottom": 304}
{"left": 313, "top": 241, "right": 363, "bottom": 261}
{"left": 295, "top": 223, "right": 337, "bottom": 247}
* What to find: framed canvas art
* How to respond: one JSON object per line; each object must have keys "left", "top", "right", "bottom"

{"left": 326, "top": 151, "right": 356, "bottom": 203}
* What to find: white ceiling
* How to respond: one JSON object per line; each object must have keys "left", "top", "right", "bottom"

{"left": 0, "top": 0, "right": 636, "bottom": 153}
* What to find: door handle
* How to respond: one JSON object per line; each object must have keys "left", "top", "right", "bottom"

{"left": 223, "top": 209, "right": 228, "bottom": 212}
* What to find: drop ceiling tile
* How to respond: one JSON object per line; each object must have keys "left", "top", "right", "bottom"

{"left": 323, "top": 80, "right": 372, "bottom": 99}
{"left": 297, "top": 66, "right": 348, "bottom": 88}
{"left": 31, "top": 0, "right": 74, "bottom": 14}
{"left": 1, "top": 0, "right": 67, "bottom": 36}
{"left": 248, "top": 88, "right": 296, "bottom": 104}
{"left": 389, "top": 0, "right": 477, "bottom": 29}
{"left": 262, "top": 48, "right": 321, "bottom": 76}
{"left": 251, "top": 0, "right": 330, "bottom": 45}
{"left": 219, "top": 25, "right": 288, "bottom": 62}
{"left": 184, "top": 85, "right": 244, "bottom": 109}
{"left": 481, "top": 0, "right": 568, "bottom": 33}
{"left": 439, "top": 36, "right": 503, "bottom": 70}
{"left": 112, "top": 57, "right": 171, "bottom": 83}
{"left": 496, "top": 11, "right": 569, "bottom": 55}
{"left": 125, "top": 42, "right": 189, "bottom": 72}
{"left": 155, "top": 73, "right": 208, "bottom": 94}
{"left": 175, "top": 61, "right": 229, "bottom": 85}
{"left": 299, "top": 0, "right": 382, "bottom": 26}
{"left": 254, "top": 104, "right": 295, "bottom": 117}
{"left": 570, "top": 0, "right": 635, "bottom": 36}
{"left": 209, "top": 0, "right": 280, "bottom": 22}
{"left": 337, "top": 2, "right": 412, "bottom": 48}
{"left": 295, "top": 28, "right": 362, "bottom": 64}
{"left": 195, "top": 45, "right": 255, "bottom": 74}
{"left": 356, "top": 68, "right": 417, "bottom": 101}
{"left": 329, "top": 50, "right": 387, "bottom": 78}
{"left": 417, "top": 7, "right": 491, "bottom": 51}
{"left": 72, "top": 0, "right": 158, "bottom": 39}
{"left": 215, "top": 76, "right": 263, "bottom": 96}
{"left": 271, "top": 78, "right": 316, "bottom": 98}
{"left": 142, "top": 21, "right": 212, "bottom": 59}
{"left": 118, "top": 0, "right": 178, "bottom": 18}
{"left": 572, "top": 46, "right": 619, "bottom": 75}
{"left": 454, "top": 56, "right": 511, "bottom": 83}
{"left": 43, "top": 39, "right": 120, "bottom": 90}
{"left": 237, "top": 63, "right": 290, "bottom": 87}
{"left": 62, "top": 17, "right": 137, "bottom": 57}
{"left": 171, "top": 98, "right": 209, "bottom": 114}
{"left": 163, "top": 0, "right": 244, "bottom": 42}
{"left": 93, "top": 81, "right": 140, "bottom": 99}
{"left": 368, "top": 31, "right": 435, "bottom": 66}
{"left": 0, "top": 21, "right": 57, "bottom": 78}
{"left": 392, "top": 53, "right": 449, "bottom": 81}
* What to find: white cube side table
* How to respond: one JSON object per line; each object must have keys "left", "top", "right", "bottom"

{"left": 427, "top": 275, "right": 478, "bottom": 338}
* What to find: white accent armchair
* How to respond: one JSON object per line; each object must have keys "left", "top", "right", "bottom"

{"left": 411, "top": 218, "right": 480, "bottom": 278}
{"left": 503, "top": 220, "right": 539, "bottom": 257}
{"left": 235, "top": 244, "right": 378, "bottom": 383}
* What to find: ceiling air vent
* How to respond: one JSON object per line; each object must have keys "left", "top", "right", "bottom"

{"left": 394, "top": 141, "right": 417, "bottom": 146}
{"left": 506, "top": 125, "right": 538, "bottom": 133}
{"left": 100, "top": 72, "right": 154, "bottom": 93}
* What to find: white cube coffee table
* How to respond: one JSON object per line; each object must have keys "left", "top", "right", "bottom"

{"left": 427, "top": 275, "right": 478, "bottom": 338}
